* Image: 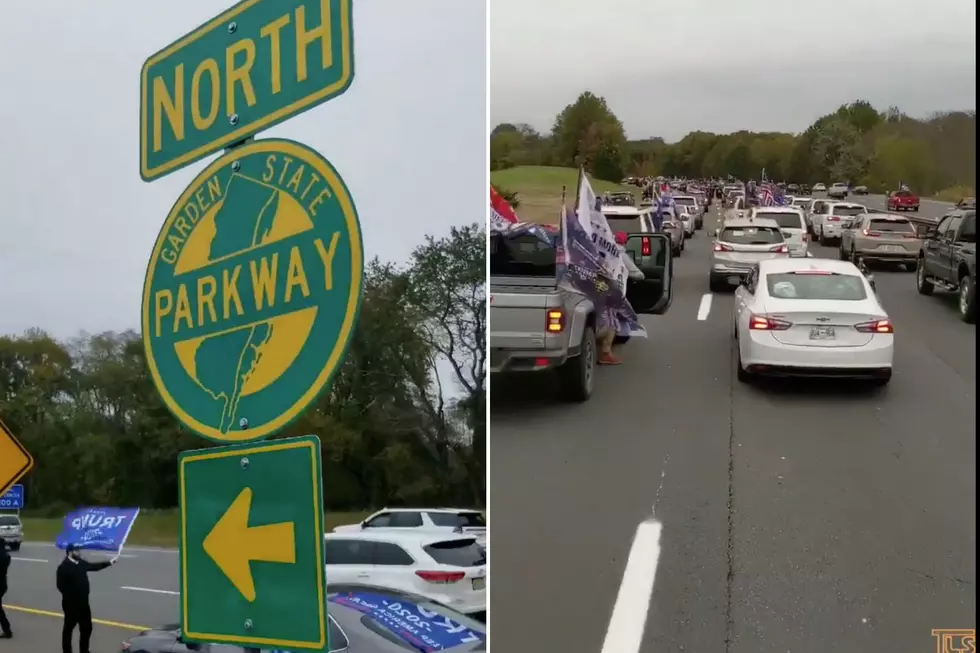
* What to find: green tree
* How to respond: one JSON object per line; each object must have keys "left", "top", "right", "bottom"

{"left": 551, "top": 92, "right": 628, "bottom": 181}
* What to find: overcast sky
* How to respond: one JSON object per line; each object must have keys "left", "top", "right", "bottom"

{"left": 0, "top": 0, "right": 486, "bottom": 338}
{"left": 491, "top": 0, "right": 976, "bottom": 141}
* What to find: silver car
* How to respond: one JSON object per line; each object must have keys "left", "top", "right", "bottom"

{"left": 709, "top": 218, "right": 790, "bottom": 292}
{"left": 839, "top": 213, "right": 922, "bottom": 266}
{"left": 0, "top": 513, "right": 23, "bottom": 550}
{"left": 749, "top": 207, "right": 809, "bottom": 257}
{"left": 812, "top": 201, "right": 868, "bottom": 244}
{"left": 661, "top": 218, "right": 685, "bottom": 255}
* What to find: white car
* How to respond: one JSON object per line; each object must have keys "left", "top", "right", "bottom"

{"left": 813, "top": 183, "right": 827, "bottom": 192}
{"left": 324, "top": 530, "right": 487, "bottom": 617}
{"left": 677, "top": 204, "right": 697, "bottom": 236}
{"left": 333, "top": 507, "right": 488, "bottom": 548}
{"left": 811, "top": 201, "right": 869, "bottom": 244}
{"left": 748, "top": 207, "right": 809, "bottom": 257}
{"left": 732, "top": 258, "right": 893, "bottom": 386}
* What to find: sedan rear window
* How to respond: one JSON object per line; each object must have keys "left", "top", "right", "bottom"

{"left": 0, "top": 516, "right": 20, "bottom": 526}
{"left": 719, "top": 227, "right": 783, "bottom": 244}
{"left": 832, "top": 206, "right": 867, "bottom": 216}
{"left": 423, "top": 539, "right": 487, "bottom": 567}
{"left": 869, "top": 219, "right": 915, "bottom": 233}
{"left": 755, "top": 213, "right": 804, "bottom": 229}
{"left": 673, "top": 197, "right": 696, "bottom": 206}
{"left": 766, "top": 272, "right": 868, "bottom": 300}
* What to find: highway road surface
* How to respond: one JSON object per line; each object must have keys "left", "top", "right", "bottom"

{"left": 490, "top": 194, "right": 975, "bottom": 653}
{"left": 3, "top": 543, "right": 177, "bottom": 652}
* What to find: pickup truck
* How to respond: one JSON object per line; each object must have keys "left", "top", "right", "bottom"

{"left": 489, "top": 228, "right": 674, "bottom": 402}
{"left": 916, "top": 209, "right": 976, "bottom": 323}
{"left": 887, "top": 189, "right": 920, "bottom": 212}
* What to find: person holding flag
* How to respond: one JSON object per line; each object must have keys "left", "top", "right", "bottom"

{"left": 57, "top": 544, "right": 117, "bottom": 653}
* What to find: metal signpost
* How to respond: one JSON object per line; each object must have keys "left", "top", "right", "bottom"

{"left": 0, "top": 485, "right": 25, "bottom": 511}
{"left": 140, "top": 0, "right": 355, "bottom": 181}
{"left": 0, "top": 419, "right": 34, "bottom": 498}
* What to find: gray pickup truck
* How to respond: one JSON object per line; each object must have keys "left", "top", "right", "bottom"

{"left": 489, "top": 230, "right": 674, "bottom": 402}
{"left": 916, "top": 209, "right": 976, "bottom": 323}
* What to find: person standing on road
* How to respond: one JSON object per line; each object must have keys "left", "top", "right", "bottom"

{"left": 56, "top": 544, "right": 116, "bottom": 653}
{"left": 597, "top": 233, "right": 645, "bottom": 365}
{"left": 0, "top": 537, "right": 12, "bottom": 639}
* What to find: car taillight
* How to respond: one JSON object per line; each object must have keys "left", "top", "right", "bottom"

{"left": 801, "top": 233, "right": 808, "bottom": 243}
{"left": 862, "top": 229, "right": 881, "bottom": 237}
{"left": 770, "top": 244, "right": 788, "bottom": 253}
{"left": 828, "top": 216, "right": 840, "bottom": 222}
{"left": 748, "top": 313, "right": 792, "bottom": 330}
{"left": 546, "top": 309, "right": 564, "bottom": 333}
{"left": 855, "top": 319, "right": 893, "bottom": 334}
{"left": 641, "top": 237, "right": 651, "bottom": 256}
{"left": 714, "top": 243, "right": 733, "bottom": 252}
{"left": 416, "top": 570, "right": 466, "bottom": 584}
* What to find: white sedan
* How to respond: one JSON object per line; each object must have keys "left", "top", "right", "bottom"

{"left": 732, "top": 258, "right": 893, "bottom": 386}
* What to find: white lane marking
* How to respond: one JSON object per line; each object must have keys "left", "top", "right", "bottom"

{"left": 121, "top": 586, "right": 179, "bottom": 596}
{"left": 697, "top": 293, "right": 713, "bottom": 321}
{"left": 600, "top": 519, "right": 663, "bottom": 653}
{"left": 11, "top": 556, "right": 48, "bottom": 563}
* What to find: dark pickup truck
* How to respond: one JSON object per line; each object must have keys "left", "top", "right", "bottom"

{"left": 916, "top": 209, "right": 976, "bottom": 323}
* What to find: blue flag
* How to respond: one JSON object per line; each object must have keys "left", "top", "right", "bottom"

{"left": 56, "top": 507, "right": 140, "bottom": 552}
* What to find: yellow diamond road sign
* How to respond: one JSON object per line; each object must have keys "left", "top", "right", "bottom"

{"left": 0, "top": 419, "right": 33, "bottom": 497}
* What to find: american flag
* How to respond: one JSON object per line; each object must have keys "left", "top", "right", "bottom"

{"left": 758, "top": 184, "right": 775, "bottom": 207}
{"left": 490, "top": 185, "right": 520, "bottom": 230}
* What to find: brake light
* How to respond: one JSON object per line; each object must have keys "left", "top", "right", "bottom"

{"left": 828, "top": 216, "right": 840, "bottom": 222}
{"left": 770, "top": 244, "right": 788, "bottom": 253}
{"left": 416, "top": 570, "right": 466, "bottom": 584}
{"left": 862, "top": 229, "right": 882, "bottom": 237}
{"left": 546, "top": 309, "right": 564, "bottom": 333}
{"left": 714, "top": 242, "right": 733, "bottom": 252}
{"left": 748, "top": 313, "right": 792, "bottom": 330}
{"left": 801, "top": 233, "right": 808, "bottom": 243}
{"left": 855, "top": 319, "right": 894, "bottom": 334}
{"left": 641, "top": 237, "right": 651, "bottom": 256}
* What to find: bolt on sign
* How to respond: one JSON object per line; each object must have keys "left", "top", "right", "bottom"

{"left": 179, "top": 435, "right": 328, "bottom": 650}
{"left": 140, "top": 0, "right": 354, "bottom": 181}
{"left": 141, "top": 139, "right": 363, "bottom": 443}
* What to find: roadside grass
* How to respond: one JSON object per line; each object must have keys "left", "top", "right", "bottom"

{"left": 490, "top": 166, "right": 640, "bottom": 225}
{"left": 19, "top": 510, "right": 374, "bottom": 548}
{"left": 933, "top": 185, "right": 975, "bottom": 203}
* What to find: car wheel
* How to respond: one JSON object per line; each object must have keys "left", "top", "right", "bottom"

{"left": 958, "top": 275, "right": 976, "bottom": 324}
{"left": 915, "top": 258, "right": 935, "bottom": 295}
{"left": 557, "top": 326, "right": 595, "bottom": 403}
{"left": 819, "top": 227, "right": 827, "bottom": 245}
{"left": 709, "top": 275, "right": 724, "bottom": 293}
{"left": 735, "top": 338, "right": 751, "bottom": 383}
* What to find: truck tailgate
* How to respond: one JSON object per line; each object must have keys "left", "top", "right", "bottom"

{"left": 490, "top": 285, "right": 555, "bottom": 349}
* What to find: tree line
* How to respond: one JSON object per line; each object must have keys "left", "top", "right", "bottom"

{"left": 0, "top": 224, "right": 486, "bottom": 514}
{"left": 491, "top": 92, "right": 975, "bottom": 199}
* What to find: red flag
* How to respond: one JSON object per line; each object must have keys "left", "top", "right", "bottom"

{"left": 490, "top": 185, "right": 519, "bottom": 227}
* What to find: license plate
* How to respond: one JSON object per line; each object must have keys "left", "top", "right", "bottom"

{"left": 879, "top": 245, "right": 904, "bottom": 252}
{"left": 809, "top": 326, "right": 836, "bottom": 340}
{"left": 472, "top": 577, "right": 486, "bottom": 590}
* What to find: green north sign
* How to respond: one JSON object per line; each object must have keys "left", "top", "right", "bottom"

{"left": 140, "top": 0, "right": 355, "bottom": 181}
{"left": 141, "top": 138, "right": 363, "bottom": 443}
{"left": 179, "top": 435, "right": 329, "bottom": 650}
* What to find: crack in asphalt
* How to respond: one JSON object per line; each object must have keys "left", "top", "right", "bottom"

{"left": 725, "top": 331, "right": 736, "bottom": 652}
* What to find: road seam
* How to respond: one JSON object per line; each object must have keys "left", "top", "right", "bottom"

{"left": 725, "top": 336, "right": 736, "bottom": 652}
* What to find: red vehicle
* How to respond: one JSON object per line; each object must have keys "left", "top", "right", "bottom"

{"left": 887, "top": 189, "right": 920, "bottom": 212}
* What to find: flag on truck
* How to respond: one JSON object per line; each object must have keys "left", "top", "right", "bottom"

{"left": 490, "top": 185, "right": 520, "bottom": 230}
{"left": 556, "top": 169, "right": 646, "bottom": 338}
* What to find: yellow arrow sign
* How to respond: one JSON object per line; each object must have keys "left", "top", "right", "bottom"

{"left": 203, "top": 487, "right": 296, "bottom": 602}
{"left": 0, "top": 419, "right": 33, "bottom": 497}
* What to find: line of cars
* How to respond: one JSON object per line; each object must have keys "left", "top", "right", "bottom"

{"left": 120, "top": 508, "right": 488, "bottom": 653}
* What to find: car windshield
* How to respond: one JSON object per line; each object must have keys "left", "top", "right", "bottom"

{"left": 832, "top": 206, "right": 866, "bottom": 216}
{"left": 766, "top": 272, "right": 868, "bottom": 300}
{"left": 895, "top": 190, "right": 913, "bottom": 197}
{"left": 755, "top": 213, "right": 804, "bottom": 229}
{"left": 0, "top": 516, "right": 20, "bottom": 526}
{"left": 604, "top": 216, "right": 643, "bottom": 234}
{"left": 868, "top": 218, "right": 915, "bottom": 234}
{"left": 719, "top": 226, "right": 783, "bottom": 244}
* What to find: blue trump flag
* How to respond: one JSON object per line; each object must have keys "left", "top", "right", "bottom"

{"left": 56, "top": 507, "right": 140, "bottom": 552}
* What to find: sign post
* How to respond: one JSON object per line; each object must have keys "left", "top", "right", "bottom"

{"left": 141, "top": 3, "right": 359, "bottom": 651}
{"left": 0, "top": 419, "right": 34, "bottom": 498}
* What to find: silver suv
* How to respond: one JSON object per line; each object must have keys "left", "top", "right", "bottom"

{"left": 0, "top": 514, "right": 23, "bottom": 551}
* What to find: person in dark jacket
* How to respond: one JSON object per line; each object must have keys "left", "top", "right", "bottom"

{"left": 56, "top": 544, "right": 116, "bottom": 653}
{"left": 0, "top": 537, "right": 11, "bottom": 639}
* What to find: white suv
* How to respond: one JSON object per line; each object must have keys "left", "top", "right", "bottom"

{"left": 334, "top": 508, "right": 487, "bottom": 548}
{"left": 324, "top": 530, "right": 487, "bottom": 617}
{"left": 0, "top": 514, "right": 23, "bottom": 551}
